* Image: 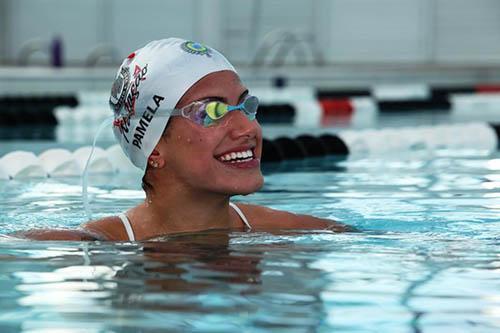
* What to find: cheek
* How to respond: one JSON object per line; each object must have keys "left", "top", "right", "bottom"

{"left": 167, "top": 120, "right": 211, "bottom": 152}
{"left": 164, "top": 120, "right": 240, "bottom": 183}
{"left": 168, "top": 128, "right": 221, "bottom": 170}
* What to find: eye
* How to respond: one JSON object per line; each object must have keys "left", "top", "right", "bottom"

{"left": 206, "top": 101, "right": 228, "bottom": 120}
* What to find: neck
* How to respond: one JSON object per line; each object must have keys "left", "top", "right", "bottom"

{"left": 128, "top": 184, "right": 235, "bottom": 239}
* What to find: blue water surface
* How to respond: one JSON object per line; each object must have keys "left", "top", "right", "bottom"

{"left": 0, "top": 148, "right": 499, "bottom": 332}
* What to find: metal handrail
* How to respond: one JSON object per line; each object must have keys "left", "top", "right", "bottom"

{"left": 85, "top": 44, "right": 118, "bottom": 67}
{"left": 252, "top": 30, "right": 324, "bottom": 67}
{"left": 17, "top": 39, "right": 49, "bottom": 66}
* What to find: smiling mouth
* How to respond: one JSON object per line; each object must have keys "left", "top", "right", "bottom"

{"left": 215, "top": 148, "right": 255, "bottom": 164}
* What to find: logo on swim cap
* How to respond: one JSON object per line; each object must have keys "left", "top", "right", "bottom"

{"left": 181, "top": 41, "right": 212, "bottom": 57}
{"left": 109, "top": 66, "right": 130, "bottom": 113}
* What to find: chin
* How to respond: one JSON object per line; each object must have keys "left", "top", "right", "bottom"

{"left": 218, "top": 174, "right": 264, "bottom": 196}
{"left": 233, "top": 181, "right": 263, "bottom": 195}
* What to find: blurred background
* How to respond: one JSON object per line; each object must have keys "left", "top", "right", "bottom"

{"left": 0, "top": 0, "right": 500, "bottom": 143}
{"left": 1, "top": 0, "right": 500, "bottom": 88}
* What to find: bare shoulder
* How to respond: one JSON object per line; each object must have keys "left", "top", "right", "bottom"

{"left": 81, "top": 216, "right": 128, "bottom": 241}
{"left": 235, "top": 203, "right": 355, "bottom": 232}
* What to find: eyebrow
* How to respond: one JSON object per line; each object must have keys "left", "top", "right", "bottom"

{"left": 198, "top": 89, "right": 249, "bottom": 104}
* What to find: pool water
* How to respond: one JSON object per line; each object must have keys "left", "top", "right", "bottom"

{"left": 0, "top": 149, "right": 499, "bottom": 332}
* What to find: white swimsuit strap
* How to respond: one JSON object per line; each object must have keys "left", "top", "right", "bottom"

{"left": 229, "top": 202, "right": 252, "bottom": 230}
{"left": 118, "top": 213, "right": 135, "bottom": 241}
{"left": 118, "top": 204, "right": 249, "bottom": 240}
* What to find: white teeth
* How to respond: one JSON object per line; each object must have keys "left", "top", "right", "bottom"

{"left": 230, "top": 157, "right": 252, "bottom": 163}
{"left": 218, "top": 149, "right": 255, "bottom": 162}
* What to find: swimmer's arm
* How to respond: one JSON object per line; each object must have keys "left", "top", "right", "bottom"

{"left": 12, "top": 228, "right": 106, "bottom": 241}
{"left": 14, "top": 216, "right": 131, "bottom": 241}
{"left": 238, "top": 204, "right": 357, "bottom": 232}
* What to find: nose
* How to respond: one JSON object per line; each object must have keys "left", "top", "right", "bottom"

{"left": 226, "top": 109, "right": 261, "bottom": 140}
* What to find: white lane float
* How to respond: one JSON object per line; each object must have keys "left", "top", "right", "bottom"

{"left": 0, "top": 151, "right": 47, "bottom": 179}
{"left": 0, "top": 163, "right": 8, "bottom": 180}
{"left": 38, "top": 148, "right": 80, "bottom": 177}
{"left": 106, "top": 144, "right": 137, "bottom": 173}
{"left": 338, "top": 122, "right": 498, "bottom": 156}
{"left": 373, "top": 84, "right": 430, "bottom": 101}
{"left": 73, "top": 146, "right": 113, "bottom": 174}
{"left": 0, "top": 123, "right": 498, "bottom": 179}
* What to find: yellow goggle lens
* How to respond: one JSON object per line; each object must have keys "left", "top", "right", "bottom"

{"left": 205, "top": 102, "right": 228, "bottom": 120}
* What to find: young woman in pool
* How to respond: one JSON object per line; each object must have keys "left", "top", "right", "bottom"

{"left": 23, "top": 38, "right": 351, "bottom": 241}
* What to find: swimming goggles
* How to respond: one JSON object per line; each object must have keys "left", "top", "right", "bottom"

{"left": 170, "top": 95, "right": 259, "bottom": 127}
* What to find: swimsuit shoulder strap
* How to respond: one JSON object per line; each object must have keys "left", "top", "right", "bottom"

{"left": 229, "top": 202, "right": 252, "bottom": 230}
{"left": 118, "top": 205, "right": 249, "bottom": 240}
{"left": 117, "top": 213, "right": 136, "bottom": 241}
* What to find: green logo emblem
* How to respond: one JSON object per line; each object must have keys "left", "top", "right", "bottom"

{"left": 181, "top": 41, "right": 212, "bottom": 57}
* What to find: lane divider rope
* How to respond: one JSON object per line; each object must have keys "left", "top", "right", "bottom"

{"left": 1, "top": 122, "right": 498, "bottom": 180}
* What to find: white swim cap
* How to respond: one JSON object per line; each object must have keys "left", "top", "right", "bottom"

{"left": 109, "top": 38, "right": 236, "bottom": 170}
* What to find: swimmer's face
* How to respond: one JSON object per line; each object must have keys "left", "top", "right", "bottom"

{"left": 157, "top": 70, "right": 264, "bottom": 195}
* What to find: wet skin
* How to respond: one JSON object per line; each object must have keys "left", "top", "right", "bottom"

{"left": 18, "top": 71, "right": 354, "bottom": 241}
{"left": 154, "top": 70, "right": 264, "bottom": 196}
